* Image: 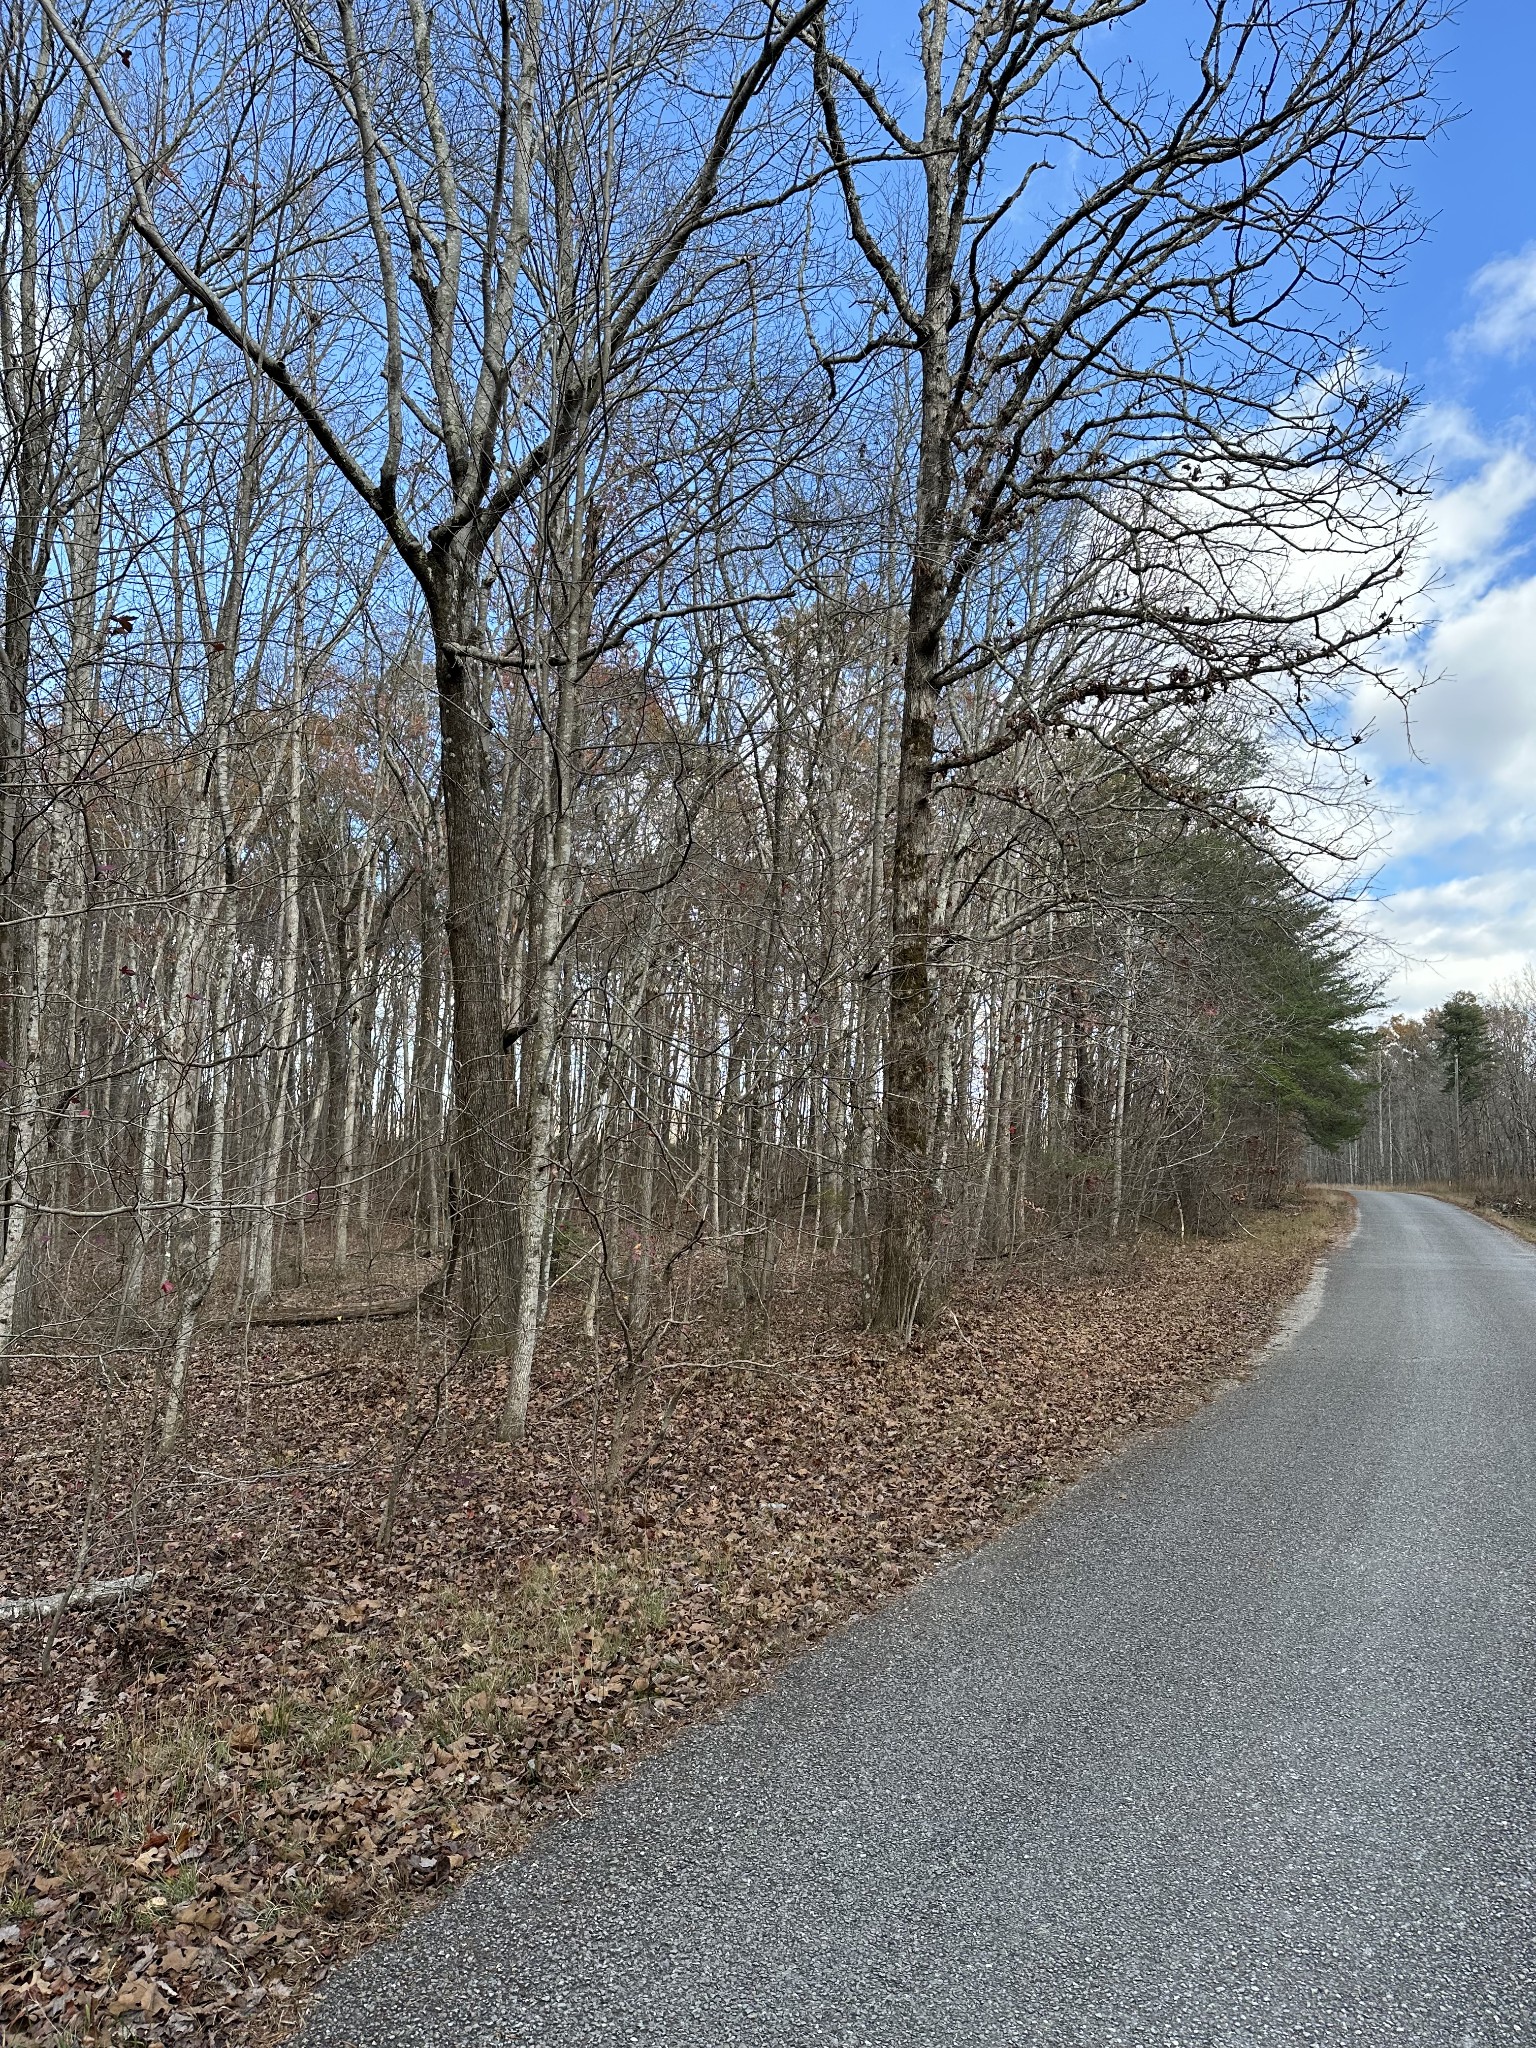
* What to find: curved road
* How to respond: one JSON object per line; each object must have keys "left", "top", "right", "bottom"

{"left": 304, "top": 1192, "right": 1536, "bottom": 2046}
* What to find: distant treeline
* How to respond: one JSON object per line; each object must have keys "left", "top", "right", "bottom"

{"left": 1310, "top": 984, "right": 1536, "bottom": 1191}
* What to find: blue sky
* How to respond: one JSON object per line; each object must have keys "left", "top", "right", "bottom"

{"left": 848, "top": 0, "right": 1536, "bottom": 1015}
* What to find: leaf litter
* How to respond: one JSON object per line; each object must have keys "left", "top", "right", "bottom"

{"left": 0, "top": 1194, "right": 1349, "bottom": 2045}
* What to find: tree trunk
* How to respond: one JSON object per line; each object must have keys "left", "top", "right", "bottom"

{"left": 875, "top": 534, "right": 946, "bottom": 1331}
{"left": 498, "top": 486, "right": 594, "bottom": 1442}
{"left": 251, "top": 707, "right": 304, "bottom": 1300}
{"left": 434, "top": 622, "right": 519, "bottom": 1342}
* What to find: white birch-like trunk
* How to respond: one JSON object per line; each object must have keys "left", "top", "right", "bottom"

{"left": 1109, "top": 963, "right": 1136, "bottom": 1241}
{"left": 250, "top": 685, "right": 306, "bottom": 1299}
{"left": 160, "top": 918, "right": 236, "bottom": 1451}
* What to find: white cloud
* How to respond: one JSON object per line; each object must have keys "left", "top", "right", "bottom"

{"left": 1459, "top": 244, "right": 1536, "bottom": 359}
{"left": 1410, "top": 402, "right": 1492, "bottom": 467}
{"left": 1358, "top": 872, "right": 1536, "bottom": 1015}
{"left": 1361, "top": 571, "right": 1536, "bottom": 813}
{"left": 1425, "top": 449, "right": 1536, "bottom": 574}
{"left": 1356, "top": 423, "right": 1536, "bottom": 787}
{"left": 1347, "top": 408, "right": 1536, "bottom": 1012}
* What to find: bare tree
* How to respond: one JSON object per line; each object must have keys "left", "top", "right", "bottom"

{"left": 810, "top": 0, "right": 1436, "bottom": 1327}
{"left": 0, "top": 0, "right": 1433, "bottom": 1473}
{"left": 44, "top": 0, "right": 826, "bottom": 1362}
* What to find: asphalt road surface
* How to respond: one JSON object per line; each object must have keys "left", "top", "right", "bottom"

{"left": 302, "top": 1191, "right": 1536, "bottom": 2047}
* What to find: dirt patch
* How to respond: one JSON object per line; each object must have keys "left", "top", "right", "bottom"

{"left": 0, "top": 1193, "right": 1350, "bottom": 2045}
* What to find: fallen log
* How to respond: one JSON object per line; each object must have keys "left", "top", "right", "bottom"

{"left": 0, "top": 1571, "right": 157, "bottom": 1625}
{"left": 243, "top": 1295, "right": 425, "bottom": 1328}
{"left": 238, "top": 1267, "right": 453, "bottom": 1329}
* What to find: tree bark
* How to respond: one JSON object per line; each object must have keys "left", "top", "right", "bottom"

{"left": 435, "top": 622, "right": 520, "bottom": 1343}
{"left": 875, "top": 335, "right": 951, "bottom": 1330}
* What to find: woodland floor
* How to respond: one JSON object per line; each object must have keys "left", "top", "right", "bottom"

{"left": 0, "top": 1191, "right": 1351, "bottom": 2047}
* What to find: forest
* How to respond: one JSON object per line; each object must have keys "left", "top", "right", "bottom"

{"left": 0, "top": 0, "right": 1449, "bottom": 2034}
{"left": 0, "top": 0, "right": 1431, "bottom": 1432}
{"left": 1313, "top": 983, "right": 1536, "bottom": 1196}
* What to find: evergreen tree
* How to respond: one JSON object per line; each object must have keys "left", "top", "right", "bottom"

{"left": 1431, "top": 992, "right": 1493, "bottom": 1103}
{"left": 1227, "top": 871, "right": 1376, "bottom": 1151}
{"left": 1165, "top": 834, "right": 1377, "bottom": 1154}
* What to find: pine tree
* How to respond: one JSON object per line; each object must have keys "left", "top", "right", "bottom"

{"left": 1431, "top": 993, "right": 1493, "bottom": 1104}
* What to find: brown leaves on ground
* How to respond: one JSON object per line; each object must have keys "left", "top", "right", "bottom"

{"left": 0, "top": 1196, "right": 1349, "bottom": 2046}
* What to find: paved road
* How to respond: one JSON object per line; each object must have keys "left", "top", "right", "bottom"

{"left": 303, "top": 1192, "right": 1536, "bottom": 2047}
